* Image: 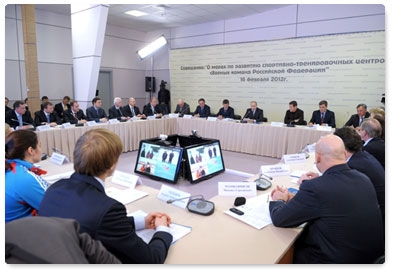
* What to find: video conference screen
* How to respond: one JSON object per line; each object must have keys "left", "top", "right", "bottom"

{"left": 185, "top": 140, "right": 225, "bottom": 183}
{"left": 134, "top": 141, "right": 183, "bottom": 184}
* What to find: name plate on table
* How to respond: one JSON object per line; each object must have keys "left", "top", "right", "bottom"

{"left": 86, "top": 121, "right": 97, "bottom": 126}
{"left": 206, "top": 117, "right": 217, "bottom": 121}
{"left": 282, "top": 153, "right": 307, "bottom": 164}
{"left": 36, "top": 124, "right": 51, "bottom": 131}
{"left": 168, "top": 113, "right": 179, "bottom": 118}
{"left": 316, "top": 125, "right": 332, "bottom": 131}
{"left": 108, "top": 118, "right": 120, "bottom": 124}
{"left": 111, "top": 170, "right": 142, "bottom": 188}
{"left": 147, "top": 116, "right": 156, "bottom": 120}
{"left": 260, "top": 164, "right": 290, "bottom": 177}
{"left": 183, "top": 114, "right": 192, "bottom": 119}
{"left": 62, "top": 122, "right": 72, "bottom": 128}
{"left": 218, "top": 182, "right": 257, "bottom": 197}
{"left": 50, "top": 152, "right": 69, "bottom": 166}
{"left": 306, "top": 143, "right": 316, "bottom": 153}
{"left": 157, "top": 185, "right": 191, "bottom": 209}
{"left": 270, "top": 122, "right": 284, "bottom": 127}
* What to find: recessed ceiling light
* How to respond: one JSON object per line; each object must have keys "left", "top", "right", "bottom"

{"left": 125, "top": 10, "right": 148, "bottom": 17}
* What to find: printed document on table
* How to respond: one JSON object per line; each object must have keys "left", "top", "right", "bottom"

{"left": 224, "top": 193, "right": 272, "bottom": 229}
{"left": 105, "top": 187, "right": 148, "bottom": 205}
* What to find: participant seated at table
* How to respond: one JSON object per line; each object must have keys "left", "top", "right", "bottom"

{"left": 283, "top": 100, "right": 305, "bottom": 125}
{"left": 308, "top": 100, "right": 336, "bottom": 128}
{"left": 122, "top": 97, "right": 145, "bottom": 118}
{"left": 86, "top": 97, "right": 108, "bottom": 123}
{"left": 334, "top": 127, "right": 385, "bottom": 226}
{"left": 242, "top": 101, "right": 266, "bottom": 123}
{"left": 360, "top": 118, "right": 385, "bottom": 169}
{"left": 63, "top": 100, "right": 87, "bottom": 125}
{"left": 369, "top": 108, "right": 385, "bottom": 140}
{"left": 54, "top": 96, "right": 71, "bottom": 119}
{"left": 108, "top": 97, "right": 129, "bottom": 121}
{"left": 5, "top": 100, "right": 34, "bottom": 130}
{"left": 269, "top": 135, "right": 384, "bottom": 263}
{"left": 5, "top": 130, "right": 49, "bottom": 223}
{"left": 344, "top": 103, "right": 370, "bottom": 129}
{"left": 216, "top": 99, "right": 234, "bottom": 120}
{"left": 34, "top": 101, "right": 62, "bottom": 127}
{"left": 143, "top": 97, "right": 163, "bottom": 118}
{"left": 174, "top": 98, "right": 190, "bottom": 116}
{"left": 193, "top": 98, "right": 211, "bottom": 118}
{"left": 39, "top": 128, "right": 173, "bottom": 264}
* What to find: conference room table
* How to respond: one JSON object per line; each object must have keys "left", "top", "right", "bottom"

{"left": 39, "top": 153, "right": 317, "bottom": 264}
{"left": 36, "top": 117, "right": 332, "bottom": 160}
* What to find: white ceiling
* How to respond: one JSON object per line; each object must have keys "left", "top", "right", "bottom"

{"left": 34, "top": 4, "right": 290, "bottom": 32}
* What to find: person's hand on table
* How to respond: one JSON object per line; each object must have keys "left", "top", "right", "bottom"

{"left": 298, "top": 171, "right": 319, "bottom": 185}
{"left": 145, "top": 212, "right": 172, "bottom": 229}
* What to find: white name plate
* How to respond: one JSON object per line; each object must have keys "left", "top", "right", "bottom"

{"left": 147, "top": 116, "right": 156, "bottom": 120}
{"left": 49, "top": 152, "right": 69, "bottom": 166}
{"left": 108, "top": 118, "right": 120, "bottom": 124}
{"left": 168, "top": 113, "right": 179, "bottom": 118}
{"left": 218, "top": 182, "right": 257, "bottom": 196}
{"left": 282, "top": 153, "right": 307, "bottom": 164}
{"left": 316, "top": 125, "right": 332, "bottom": 131}
{"left": 306, "top": 143, "right": 316, "bottom": 153}
{"left": 62, "top": 122, "right": 72, "bottom": 128}
{"left": 260, "top": 164, "right": 290, "bottom": 177}
{"left": 183, "top": 114, "right": 192, "bottom": 119}
{"left": 86, "top": 121, "right": 97, "bottom": 126}
{"left": 270, "top": 122, "right": 284, "bottom": 127}
{"left": 157, "top": 185, "right": 190, "bottom": 209}
{"left": 36, "top": 124, "right": 51, "bottom": 131}
{"left": 206, "top": 117, "right": 217, "bottom": 121}
{"left": 111, "top": 170, "right": 142, "bottom": 188}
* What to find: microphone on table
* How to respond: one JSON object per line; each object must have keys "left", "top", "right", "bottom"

{"left": 240, "top": 110, "right": 250, "bottom": 123}
{"left": 11, "top": 119, "right": 35, "bottom": 130}
{"left": 287, "top": 120, "right": 295, "bottom": 127}
{"left": 166, "top": 195, "right": 215, "bottom": 216}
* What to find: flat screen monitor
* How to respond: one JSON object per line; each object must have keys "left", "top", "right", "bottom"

{"left": 184, "top": 140, "right": 225, "bottom": 183}
{"left": 134, "top": 140, "right": 183, "bottom": 183}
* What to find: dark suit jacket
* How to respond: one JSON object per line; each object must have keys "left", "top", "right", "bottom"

{"left": 243, "top": 108, "right": 265, "bottom": 122}
{"left": 143, "top": 103, "right": 162, "bottom": 117}
{"left": 174, "top": 103, "right": 190, "bottom": 115}
{"left": 108, "top": 105, "right": 125, "bottom": 120}
{"left": 284, "top": 108, "right": 305, "bottom": 125}
{"left": 54, "top": 103, "right": 70, "bottom": 119}
{"left": 309, "top": 109, "right": 336, "bottom": 128}
{"left": 86, "top": 106, "right": 107, "bottom": 122}
{"left": 5, "top": 110, "right": 34, "bottom": 129}
{"left": 63, "top": 109, "right": 87, "bottom": 124}
{"left": 344, "top": 112, "right": 370, "bottom": 127}
{"left": 269, "top": 164, "right": 384, "bottom": 263}
{"left": 193, "top": 105, "right": 211, "bottom": 118}
{"left": 363, "top": 137, "right": 385, "bottom": 169}
{"left": 5, "top": 106, "right": 12, "bottom": 114}
{"left": 348, "top": 150, "right": 385, "bottom": 224}
{"left": 39, "top": 173, "right": 173, "bottom": 264}
{"left": 216, "top": 106, "right": 235, "bottom": 119}
{"left": 34, "top": 110, "right": 61, "bottom": 126}
{"left": 122, "top": 105, "right": 142, "bottom": 118}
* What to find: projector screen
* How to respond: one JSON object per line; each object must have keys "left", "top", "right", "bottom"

{"left": 169, "top": 31, "right": 385, "bottom": 126}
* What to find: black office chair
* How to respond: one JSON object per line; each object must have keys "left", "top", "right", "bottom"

{"left": 262, "top": 117, "right": 268, "bottom": 122}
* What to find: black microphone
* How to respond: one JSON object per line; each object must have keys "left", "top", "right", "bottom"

{"left": 11, "top": 119, "right": 35, "bottom": 129}
{"left": 240, "top": 110, "right": 251, "bottom": 123}
{"left": 166, "top": 195, "right": 204, "bottom": 204}
{"left": 287, "top": 119, "right": 295, "bottom": 127}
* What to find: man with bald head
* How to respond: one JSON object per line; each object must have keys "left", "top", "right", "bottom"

{"left": 269, "top": 135, "right": 384, "bottom": 263}
{"left": 122, "top": 97, "right": 145, "bottom": 118}
{"left": 360, "top": 118, "right": 385, "bottom": 169}
{"left": 174, "top": 98, "right": 190, "bottom": 116}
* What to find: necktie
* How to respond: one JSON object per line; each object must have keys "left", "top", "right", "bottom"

{"left": 252, "top": 110, "right": 255, "bottom": 117}
{"left": 96, "top": 108, "right": 99, "bottom": 116}
{"left": 321, "top": 113, "right": 324, "bottom": 123}
{"left": 46, "top": 114, "right": 50, "bottom": 123}
{"left": 359, "top": 117, "right": 363, "bottom": 126}
{"left": 131, "top": 106, "right": 135, "bottom": 117}
{"left": 152, "top": 106, "right": 156, "bottom": 114}
{"left": 118, "top": 108, "right": 123, "bottom": 116}
{"left": 63, "top": 104, "right": 67, "bottom": 110}
{"left": 74, "top": 112, "right": 78, "bottom": 120}
{"left": 18, "top": 114, "right": 23, "bottom": 126}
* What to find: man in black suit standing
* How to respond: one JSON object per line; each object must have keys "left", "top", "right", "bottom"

{"left": 216, "top": 99, "right": 235, "bottom": 119}
{"left": 34, "top": 101, "right": 61, "bottom": 127}
{"left": 158, "top": 80, "right": 170, "bottom": 114}
{"left": 54, "top": 96, "right": 71, "bottom": 119}
{"left": 242, "top": 101, "right": 265, "bottom": 123}
{"left": 174, "top": 98, "right": 190, "bottom": 116}
{"left": 5, "top": 97, "right": 12, "bottom": 114}
{"left": 86, "top": 97, "right": 108, "bottom": 123}
{"left": 360, "top": 118, "right": 385, "bottom": 169}
{"left": 193, "top": 98, "right": 211, "bottom": 118}
{"left": 108, "top": 97, "right": 129, "bottom": 121}
{"left": 63, "top": 100, "right": 87, "bottom": 125}
{"left": 270, "top": 135, "right": 384, "bottom": 263}
{"left": 309, "top": 100, "right": 336, "bottom": 128}
{"left": 5, "top": 100, "right": 34, "bottom": 130}
{"left": 122, "top": 97, "right": 145, "bottom": 118}
{"left": 344, "top": 103, "right": 370, "bottom": 129}
{"left": 143, "top": 97, "right": 163, "bottom": 118}
{"left": 284, "top": 100, "right": 305, "bottom": 125}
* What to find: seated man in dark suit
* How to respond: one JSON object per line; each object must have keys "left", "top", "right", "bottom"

{"left": 5, "top": 100, "right": 34, "bottom": 130}
{"left": 34, "top": 101, "right": 61, "bottom": 127}
{"left": 193, "top": 98, "right": 211, "bottom": 118}
{"left": 143, "top": 97, "right": 163, "bottom": 118}
{"left": 122, "top": 97, "right": 145, "bottom": 118}
{"left": 360, "top": 118, "right": 385, "bottom": 169}
{"left": 334, "top": 127, "right": 385, "bottom": 226}
{"left": 270, "top": 135, "right": 384, "bottom": 263}
{"left": 242, "top": 101, "right": 265, "bottom": 123}
{"left": 39, "top": 129, "right": 173, "bottom": 264}
{"left": 216, "top": 99, "right": 234, "bottom": 120}
{"left": 54, "top": 96, "right": 71, "bottom": 119}
{"left": 63, "top": 100, "right": 87, "bottom": 125}
{"left": 86, "top": 97, "right": 108, "bottom": 123}
{"left": 108, "top": 97, "right": 129, "bottom": 121}
{"left": 308, "top": 100, "right": 336, "bottom": 128}
{"left": 174, "top": 98, "right": 190, "bottom": 116}
{"left": 284, "top": 100, "right": 305, "bottom": 125}
{"left": 344, "top": 103, "right": 370, "bottom": 129}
